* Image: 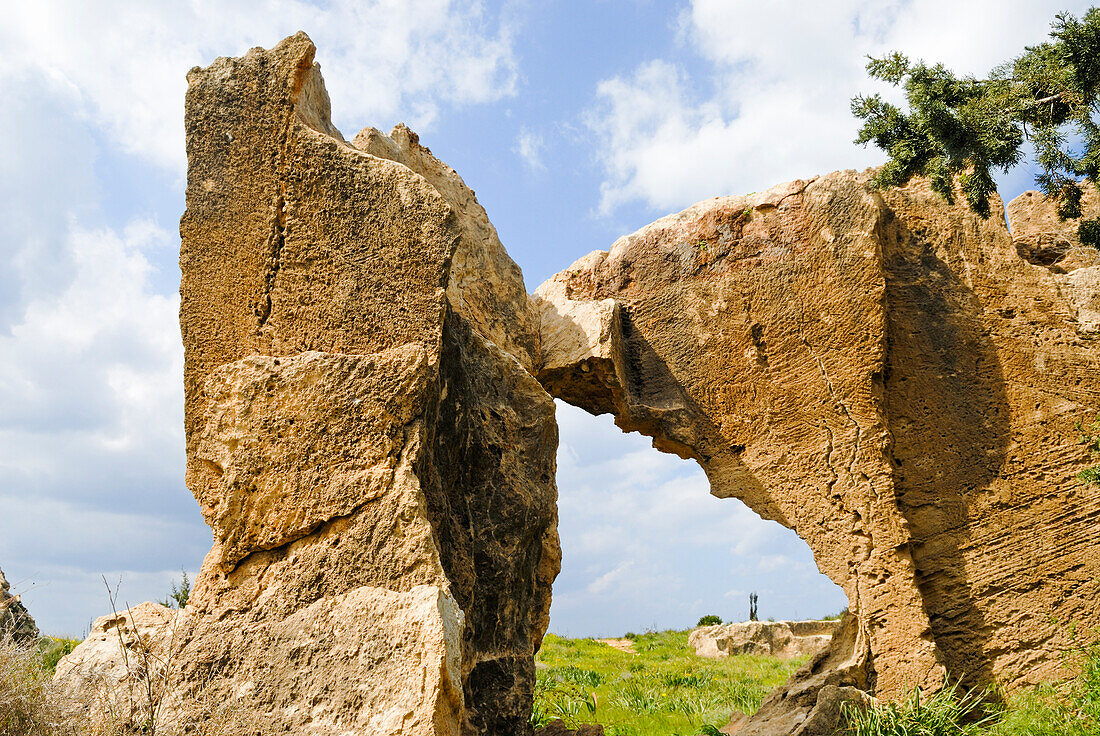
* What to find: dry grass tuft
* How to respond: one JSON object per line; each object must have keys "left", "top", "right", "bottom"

{"left": 0, "top": 632, "right": 81, "bottom": 736}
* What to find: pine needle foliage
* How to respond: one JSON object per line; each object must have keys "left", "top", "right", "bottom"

{"left": 852, "top": 7, "right": 1100, "bottom": 243}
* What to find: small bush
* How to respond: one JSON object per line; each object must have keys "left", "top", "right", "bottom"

{"left": 697, "top": 615, "right": 722, "bottom": 627}
{"left": 0, "top": 634, "right": 80, "bottom": 736}
{"left": 160, "top": 569, "right": 191, "bottom": 610}
{"left": 36, "top": 638, "right": 80, "bottom": 675}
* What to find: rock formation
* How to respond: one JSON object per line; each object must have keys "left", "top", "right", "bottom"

{"left": 0, "top": 566, "right": 38, "bottom": 643}
{"left": 690, "top": 620, "right": 839, "bottom": 659}
{"left": 169, "top": 33, "right": 558, "bottom": 735}
{"left": 53, "top": 31, "right": 1099, "bottom": 736}
{"left": 534, "top": 171, "right": 1100, "bottom": 707}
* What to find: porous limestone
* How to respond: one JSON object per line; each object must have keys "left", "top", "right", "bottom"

{"left": 58, "top": 30, "right": 1100, "bottom": 736}
{"left": 534, "top": 172, "right": 1100, "bottom": 714}
{"left": 169, "top": 32, "right": 559, "bottom": 735}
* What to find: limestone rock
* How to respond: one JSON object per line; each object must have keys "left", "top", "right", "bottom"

{"left": 1007, "top": 188, "right": 1100, "bottom": 334}
{"left": 354, "top": 124, "right": 541, "bottom": 372}
{"left": 690, "top": 620, "right": 839, "bottom": 659}
{"left": 1006, "top": 187, "right": 1100, "bottom": 272}
{"left": 534, "top": 171, "right": 1100, "bottom": 705}
{"left": 53, "top": 602, "right": 178, "bottom": 725}
{"left": 171, "top": 32, "right": 559, "bottom": 736}
{"left": 722, "top": 614, "right": 868, "bottom": 735}
{"left": 0, "top": 566, "right": 38, "bottom": 643}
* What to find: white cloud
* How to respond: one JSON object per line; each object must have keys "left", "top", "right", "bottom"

{"left": 514, "top": 127, "right": 546, "bottom": 170}
{"left": 588, "top": 0, "right": 1097, "bottom": 215}
{"left": 0, "top": 0, "right": 519, "bottom": 174}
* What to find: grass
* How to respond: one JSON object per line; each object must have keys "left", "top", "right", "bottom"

{"left": 533, "top": 629, "right": 802, "bottom": 736}
{"left": 842, "top": 641, "right": 1100, "bottom": 736}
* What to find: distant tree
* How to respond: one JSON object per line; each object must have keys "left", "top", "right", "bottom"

{"left": 852, "top": 7, "right": 1100, "bottom": 245}
{"left": 160, "top": 569, "right": 190, "bottom": 610}
{"left": 749, "top": 592, "right": 758, "bottom": 622}
{"left": 697, "top": 614, "right": 722, "bottom": 627}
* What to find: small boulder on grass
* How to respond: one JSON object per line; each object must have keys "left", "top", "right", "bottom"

{"left": 52, "top": 601, "right": 178, "bottom": 728}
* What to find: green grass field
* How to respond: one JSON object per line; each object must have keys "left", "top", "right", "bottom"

{"left": 532, "top": 629, "right": 802, "bottom": 736}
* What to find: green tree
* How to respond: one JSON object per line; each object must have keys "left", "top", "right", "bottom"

{"left": 160, "top": 568, "right": 190, "bottom": 610}
{"left": 852, "top": 7, "right": 1100, "bottom": 245}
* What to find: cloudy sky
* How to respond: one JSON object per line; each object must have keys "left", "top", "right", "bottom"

{"left": 0, "top": 0, "right": 1086, "bottom": 637}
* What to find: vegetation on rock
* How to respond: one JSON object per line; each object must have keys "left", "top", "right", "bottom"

{"left": 853, "top": 6, "right": 1100, "bottom": 243}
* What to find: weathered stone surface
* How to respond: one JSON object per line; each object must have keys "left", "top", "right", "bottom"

{"left": 1006, "top": 188, "right": 1100, "bottom": 334}
{"left": 166, "top": 32, "right": 559, "bottom": 736}
{"left": 355, "top": 124, "right": 541, "bottom": 372}
{"left": 53, "top": 602, "right": 177, "bottom": 724}
{"left": 690, "top": 620, "right": 839, "bottom": 659}
{"left": 723, "top": 614, "right": 869, "bottom": 735}
{"left": 0, "top": 566, "right": 38, "bottom": 643}
{"left": 535, "top": 171, "right": 1100, "bottom": 704}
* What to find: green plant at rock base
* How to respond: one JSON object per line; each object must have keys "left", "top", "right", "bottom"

{"left": 35, "top": 637, "right": 80, "bottom": 675}
{"left": 852, "top": 7, "right": 1100, "bottom": 236}
{"left": 1077, "top": 418, "right": 1100, "bottom": 485}
{"left": 841, "top": 641, "right": 1100, "bottom": 736}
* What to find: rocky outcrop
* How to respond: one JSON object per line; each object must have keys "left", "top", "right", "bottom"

{"left": 722, "top": 614, "right": 870, "bottom": 736}
{"left": 0, "top": 566, "right": 38, "bottom": 643}
{"left": 690, "top": 620, "right": 839, "bottom": 659}
{"left": 167, "top": 33, "right": 559, "bottom": 735}
{"left": 534, "top": 171, "right": 1100, "bottom": 708}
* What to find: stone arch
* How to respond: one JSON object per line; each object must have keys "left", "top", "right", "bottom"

{"left": 154, "top": 32, "right": 1100, "bottom": 736}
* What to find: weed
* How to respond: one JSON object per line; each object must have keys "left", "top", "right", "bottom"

{"left": 1077, "top": 418, "right": 1100, "bottom": 486}
{"left": 36, "top": 638, "right": 80, "bottom": 675}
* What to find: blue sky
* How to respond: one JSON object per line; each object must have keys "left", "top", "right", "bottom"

{"left": 0, "top": 0, "right": 1088, "bottom": 637}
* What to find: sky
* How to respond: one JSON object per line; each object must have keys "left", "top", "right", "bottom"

{"left": 0, "top": 0, "right": 1089, "bottom": 638}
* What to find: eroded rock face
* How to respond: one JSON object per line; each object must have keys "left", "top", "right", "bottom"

{"left": 0, "top": 566, "right": 38, "bottom": 643}
{"left": 690, "top": 620, "right": 839, "bottom": 660}
{"left": 169, "top": 33, "right": 558, "bottom": 735}
{"left": 534, "top": 172, "right": 1100, "bottom": 700}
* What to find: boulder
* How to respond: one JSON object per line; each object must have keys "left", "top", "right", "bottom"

{"left": 52, "top": 602, "right": 177, "bottom": 725}
{"left": 0, "top": 566, "right": 38, "bottom": 643}
{"left": 690, "top": 620, "right": 839, "bottom": 659}
{"left": 534, "top": 171, "right": 1100, "bottom": 705}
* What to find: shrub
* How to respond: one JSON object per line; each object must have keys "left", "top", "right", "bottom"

{"left": 841, "top": 681, "right": 995, "bottom": 735}
{"left": 697, "top": 615, "right": 722, "bottom": 627}
{"left": 160, "top": 569, "right": 191, "bottom": 610}
{"left": 0, "top": 633, "right": 81, "bottom": 736}
{"left": 36, "top": 638, "right": 80, "bottom": 675}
